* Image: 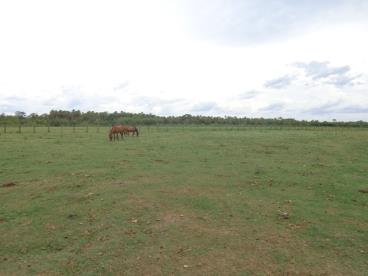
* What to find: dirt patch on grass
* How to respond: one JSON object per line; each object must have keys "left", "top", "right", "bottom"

{"left": 81, "top": 242, "right": 95, "bottom": 251}
{"left": 176, "top": 231, "right": 351, "bottom": 275}
{"left": 1, "top": 182, "right": 16, "bottom": 188}
{"left": 152, "top": 210, "right": 235, "bottom": 239}
{"left": 126, "top": 196, "right": 156, "bottom": 209}
{"left": 153, "top": 211, "right": 188, "bottom": 231}
{"left": 147, "top": 209, "right": 356, "bottom": 275}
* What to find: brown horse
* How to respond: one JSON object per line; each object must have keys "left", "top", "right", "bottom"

{"left": 108, "top": 124, "right": 139, "bottom": 141}
{"left": 122, "top": 125, "right": 139, "bottom": 136}
{"left": 108, "top": 125, "right": 125, "bottom": 141}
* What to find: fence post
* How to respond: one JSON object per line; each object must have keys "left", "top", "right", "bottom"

{"left": 47, "top": 122, "right": 50, "bottom": 133}
{"left": 86, "top": 123, "right": 89, "bottom": 133}
{"left": 33, "top": 124, "right": 36, "bottom": 133}
{"left": 3, "top": 123, "right": 6, "bottom": 134}
{"left": 18, "top": 125, "right": 21, "bottom": 134}
{"left": 73, "top": 124, "right": 76, "bottom": 133}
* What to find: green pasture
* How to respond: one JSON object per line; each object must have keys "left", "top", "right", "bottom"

{"left": 0, "top": 126, "right": 367, "bottom": 275}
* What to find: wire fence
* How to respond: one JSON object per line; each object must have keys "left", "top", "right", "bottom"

{"left": 0, "top": 125, "right": 105, "bottom": 134}
{"left": 1, "top": 124, "right": 368, "bottom": 136}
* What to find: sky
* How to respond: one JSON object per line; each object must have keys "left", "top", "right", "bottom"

{"left": 0, "top": 0, "right": 368, "bottom": 121}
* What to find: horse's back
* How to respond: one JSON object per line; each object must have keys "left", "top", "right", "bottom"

{"left": 112, "top": 124, "right": 138, "bottom": 135}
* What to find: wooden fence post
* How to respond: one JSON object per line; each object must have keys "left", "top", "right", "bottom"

{"left": 18, "top": 125, "right": 21, "bottom": 133}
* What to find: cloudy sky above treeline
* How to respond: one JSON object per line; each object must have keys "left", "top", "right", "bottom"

{"left": 0, "top": 0, "right": 368, "bottom": 120}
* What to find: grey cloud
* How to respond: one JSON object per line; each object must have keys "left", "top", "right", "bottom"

{"left": 259, "top": 103, "right": 285, "bottom": 113}
{"left": 293, "top": 61, "right": 363, "bottom": 88}
{"left": 305, "top": 101, "right": 343, "bottom": 115}
{"left": 237, "top": 90, "right": 259, "bottom": 99}
{"left": 294, "top": 61, "right": 350, "bottom": 80}
{"left": 327, "top": 74, "right": 362, "bottom": 88}
{"left": 126, "top": 95, "right": 226, "bottom": 116}
{"left": 303, "top": 100, "right": 368, "bottom": 115}
{"left": 337, "top": 105, "right": 368, "bottom": 114}
{"left": 264, "top": 75, "right": 295, "bottom": 89}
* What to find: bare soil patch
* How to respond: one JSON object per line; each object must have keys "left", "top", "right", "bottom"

{"left": 1, "top": 182, "right": 16, "bottom": 188}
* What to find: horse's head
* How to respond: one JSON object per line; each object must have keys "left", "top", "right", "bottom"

{"left": 108, "top": 130, "right": 113, "bottom": 141}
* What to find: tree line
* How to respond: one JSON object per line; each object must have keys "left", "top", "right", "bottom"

{"left": 0, "top": 110, "right": 367, "bottom": 128}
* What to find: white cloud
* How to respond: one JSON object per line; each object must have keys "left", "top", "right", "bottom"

{"left": 176, "top": 0, "right": 368, "bottom": 45}
{"left": 0, "top": 0, "right": 368, "bottom": 121}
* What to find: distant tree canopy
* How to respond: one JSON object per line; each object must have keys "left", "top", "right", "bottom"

{"left": 0, "top": 110, "right": 367, "bottom": 127}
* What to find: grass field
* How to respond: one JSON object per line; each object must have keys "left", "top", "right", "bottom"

{"left": 1, "top": 126, "right": 367, "bottom": 275}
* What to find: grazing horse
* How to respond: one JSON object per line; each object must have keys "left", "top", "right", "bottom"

{"left": 108, "top": 125, "right": 125, "bottom": 141}
{"left": 122, "top": 125, "right": 139, "bottom": 136}
{"left": 108, "top": 124, "right": 139, "bottom": 141}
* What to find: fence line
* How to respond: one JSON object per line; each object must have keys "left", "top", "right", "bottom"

{"left": 0, "top": 125, "right": 367, "bottom": 135}
{"left": 0, "top": 125, "right": 112, "bottom": 134}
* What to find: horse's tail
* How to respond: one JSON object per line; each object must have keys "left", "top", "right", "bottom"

{"left": 135, "top": 127, "right": 139, "bottom": 136}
